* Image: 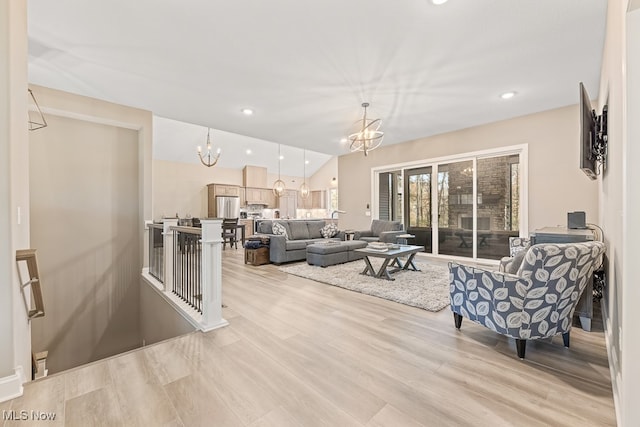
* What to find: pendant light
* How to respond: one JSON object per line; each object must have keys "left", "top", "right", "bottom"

{"left": 272, "top": 144, "right": 286, "bottom": 197}
{"left": 349, "top": 102, "right": 383, "bottom": 156}
{"left": 197, "top": 128, "right": 221, "bottom": 167}
{"left": 299, "top": 149, "right": 310, "bottom": 200}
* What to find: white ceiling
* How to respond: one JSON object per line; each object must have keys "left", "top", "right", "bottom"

{"left": 27, "top": 0, "right": 607, "bottom": 171}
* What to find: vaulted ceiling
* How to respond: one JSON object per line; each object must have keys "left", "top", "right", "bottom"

{"left": 27, "top": 0, "right": 607, "bottom": 174}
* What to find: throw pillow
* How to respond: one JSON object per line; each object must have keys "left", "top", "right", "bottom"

{"left": 272, "top": 222, "right": 288, "bottom": 240}
{"left": 320, "top": 223, "right": 339, "bottom": 238}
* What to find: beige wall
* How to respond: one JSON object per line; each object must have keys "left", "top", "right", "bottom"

{"left": 153, "top": 160, "right": 242, "bottom": 219}
{"left": 25, "top": 85, "right": 152, "bottom": 369}
{"left": 152, "top": 159, "right": 303, "bottom": 219}
{"left": 140, "top": 279, "right": 196, "bottom": 346}
{"left": 1, "top": 0, "right": 31, "bottom": 393}
{"left": 338, "top": 104, "right": 599, "bottom": 232}
{"left": 309, "top": 156, "right": 338, "bottom": 191}
{"left": 29, "top": 114, "right": 142, "bottom": 373}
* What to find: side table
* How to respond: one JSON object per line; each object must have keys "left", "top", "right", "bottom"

{"left": 244, "top": 235, "right": 271, "bottom": 266}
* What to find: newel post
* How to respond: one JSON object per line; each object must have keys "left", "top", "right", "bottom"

{"left": 163, "top": 218, "right": 178, "bottom": 292}
{"left": 200, "top": 219, "right": 228, "bottom": 331}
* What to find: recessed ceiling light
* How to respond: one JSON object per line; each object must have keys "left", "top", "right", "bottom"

{"left": 245, "top": 149, "right": 252, "bottom": 155}
{"left": 305, "top": 160, "right": 310, "bottom": 165}
{"left": 279, "top": 155, "right": 284, "bottom": 160}
{"left": 500, "top": 91, "right": 517, "bottom": 99}
{"left": 431, "top": 0, "right": 448, "bottom": 5}
{"left": 241, "top": 108, "right": 254, "bottom": 115}
{"left": 340, "top": 137, "right": 348, "bottom": 143}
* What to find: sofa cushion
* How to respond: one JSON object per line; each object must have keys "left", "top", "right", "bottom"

{"left": 256, "top": 220, "right": 273, "bottom": 234}
{"left": 307, "top": 221, "right": 325, "bottom": 239}
{"left": 288, "top": 221, "right": 310, "bottom": 240}
{"left": 285, "top": 240, "right": 308, "bottom": 250}
{"left": 321, "top": 223, "right": 339, "bottom": 238}
{"left": 371, "top": 219, "right": 402, "bottom": 236}
{"left": 272, "top": 222, "right": 288, "bottom": 239}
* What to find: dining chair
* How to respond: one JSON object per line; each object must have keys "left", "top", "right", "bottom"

{"left": 222, "top": 218, "right": 239, "bottom": 250}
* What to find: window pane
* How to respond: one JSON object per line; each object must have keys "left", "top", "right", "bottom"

{"left": 404, "top": 167, "right": 432, "bottom": 253}
{"left": 476, "top": 154, "right": 520, "bottom": 260}
{"left": 437, "top": 161, "right": 473, "bottom": 257}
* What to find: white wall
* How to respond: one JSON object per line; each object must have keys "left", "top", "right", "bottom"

{"left": 599, "top": 0, "right": 640, "bottom": 424}
{"left": 338, "top": 104, "right": 599, "bottom": 232}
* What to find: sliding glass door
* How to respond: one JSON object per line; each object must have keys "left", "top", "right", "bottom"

{"left": 475, "top": 154, "right": 520, "bottom": 259}
{"left": 376, "top": 150, "right": 523, "bottom": 261}
{"left": 404, "top": 167, "right": 433, "bottom": 254}
{"left": 436, "top": 160, "right": 474, "bottom": 258}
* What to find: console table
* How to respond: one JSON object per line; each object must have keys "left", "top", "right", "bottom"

{"left": 531, "top": 227, "right": 595, "bottom": 331}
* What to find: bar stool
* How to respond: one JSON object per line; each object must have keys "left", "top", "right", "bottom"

{"left": 222, "top": 218, "right": 239, "bottom": 250}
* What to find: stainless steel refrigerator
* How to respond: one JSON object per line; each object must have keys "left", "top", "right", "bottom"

{"left": 215, "top": 196, "right": 240, "bottom": 219}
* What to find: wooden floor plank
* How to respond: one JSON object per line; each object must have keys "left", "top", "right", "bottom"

{"left": 6, "top": 249, "right": 616, "bottom": 426}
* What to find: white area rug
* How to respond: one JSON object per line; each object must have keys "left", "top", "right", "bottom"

{"left": 279, "top": 259, "right": 450, "bottom": 312}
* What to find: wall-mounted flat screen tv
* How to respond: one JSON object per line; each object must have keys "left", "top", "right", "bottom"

{"left": 579, "top": 82, "right": 598, "bottom": 180}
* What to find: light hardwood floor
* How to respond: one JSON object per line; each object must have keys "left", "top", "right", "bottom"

{"left": 3, "top": 250, "right": 616, "bottom": 426}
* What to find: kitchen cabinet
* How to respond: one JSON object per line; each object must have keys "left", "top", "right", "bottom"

{"left": 238, "top": 219, "right": 255, "bottom": 237}
{"left": 245, "top": 187, "right": 276, "bottom": 207}
{"left": 278, "top": 190, "right": 297, "bottom": 219}
{"left": 214, "top": 184, "right": 240, "bottom": 196}
{"left": 243, "top": 166, "right": 268, "bottom": 188}
{"left": 297, "top": 191, "right": 311, "bottom": 209}
{"left": 239, "top": 187, "right": 246, "bottom": 207}
{"left": 310, "top": 190, "right": 326, "bottom": 209}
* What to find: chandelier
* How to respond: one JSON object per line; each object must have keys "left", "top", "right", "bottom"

{"left": 272, "top": 144, "right": 286, "bottom": 197}
{"left": 349, "top": 102, "right": 383, "bottom": 156}
{"left": 197, "top": 128, "right": 221, "bottom": 167}
{"left": 299, "top": 149, "right": 309, "bottom": 200}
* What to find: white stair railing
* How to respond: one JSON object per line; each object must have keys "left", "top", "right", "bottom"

{"left": 144, "top": 218, "right": 228, "bottom": 332}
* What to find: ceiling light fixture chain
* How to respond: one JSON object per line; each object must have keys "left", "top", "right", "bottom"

{"left": 197, "top": 128, "right": 221, "bottom": 167}
{"left": 299, "top": 149, "right": 309, "bottom": 200}
{"left": 273, "top": 144, "right": 286, "bottom": 197}
{"left": 349, "top": 102, "right": 383, "bottom": 156}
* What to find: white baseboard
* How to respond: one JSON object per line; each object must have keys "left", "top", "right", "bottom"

{"left": 0, "top": 366, "right": 25, "bottom": 403}
{"left": 201, "top": 318, "right": 229, "bottom": 333}
{"left": 601, "top": 298, "right": 621, "bottom": 426}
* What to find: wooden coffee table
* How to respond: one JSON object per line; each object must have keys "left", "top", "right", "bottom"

{"left": 354, "top": 245, "right": 425, "bottom": 280}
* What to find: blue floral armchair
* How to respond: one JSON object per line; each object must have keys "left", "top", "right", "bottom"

{"left": 449, "top": 241, "right": 605, "bottom": 358}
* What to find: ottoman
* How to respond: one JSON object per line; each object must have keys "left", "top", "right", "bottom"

{"left": 306, "top": 240, "right": 368, "bottom": 267}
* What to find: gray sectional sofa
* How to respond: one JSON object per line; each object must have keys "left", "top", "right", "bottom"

{"left": 255, "top": 220, "right": 341, "bottom": 264}
{"left": 255, "top": 219, "right": 406, "bottom": 265}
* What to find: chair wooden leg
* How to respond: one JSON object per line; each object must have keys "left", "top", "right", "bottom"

{"left": 562, "top": 332, "right": 570, "bottom": 348}
{"left": 453, "top": 312, "right": 463, "bottom": 329}
{"left": 515, "top": 339, "right": 527, "bottom": 359}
